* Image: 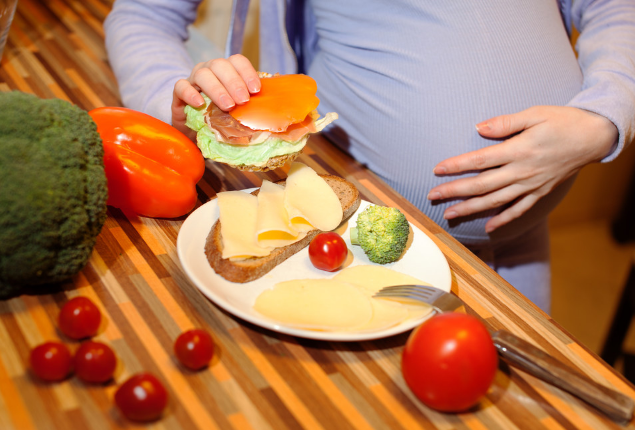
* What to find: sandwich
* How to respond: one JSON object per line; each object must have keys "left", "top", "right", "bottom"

{"left": 185, "top": 73, "right": 338, "bottom": 172}
{"left": 205, "top": 163, "right": 361, "bottom": 283}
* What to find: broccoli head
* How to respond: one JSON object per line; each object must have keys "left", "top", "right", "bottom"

{"left": 350, "top": 205, "right": 410, "bottom": 264}
{"left": 0, "top": 91, "right": 108, "bottom": 299}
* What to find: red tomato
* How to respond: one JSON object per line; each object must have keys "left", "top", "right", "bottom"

{"left": 308, "top": 232, "right": 348, "bottom": 271}
{"left": 58, "top": 296, "right": 102, "bottom": 339}
{"left": 114, "top": 373, "right": 168, "bottom": 422}
{"left": 229, "top": 74, "right": 319, "bottom": 132}
{"left": 89, "top": 107, "right": 205, "bottom": 218}
{"left": 30, "top": 342, "right": 73, "bottom": 382}
{"left": 401, "top": 312, "right": 498, "bottom": 412}
{"left": 174, "top": 329, "right": 215, "bottom": 370}
{"left": 74, "top": 341, "right": 117, "bottom": 383}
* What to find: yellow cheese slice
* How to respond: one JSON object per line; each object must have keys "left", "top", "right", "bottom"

{"left": 284, "top": 162, "right": 343, "bottom": 232}
{"left": 332, "top": 266, "right": 412, "bottom": 331}
{"left": 333, "top": 265, "right": 427, "bottom": 293}
{"left": 256, "top": 180, "right": 305, "bottom": 248}
{"left": 252, "top": 265, "right": 434, "bottom": 333}
{"left": 333, "top": 266, "right": 433, "bottom": 321}
{"left": 253, "top": 279, "right": 373, "bottom": 330}
{"left": 401, "top": 303, "right": 434, "bottom": 321}
{"left": 217, "top": 191, "right": 271, "bottom": 259}
{"left": 357, "top": 299, "right": 409, "bottom": 332}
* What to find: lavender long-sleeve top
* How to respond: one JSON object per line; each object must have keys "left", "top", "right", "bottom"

{"left": 104, "top": 0, "right": 635, "bottom": 247}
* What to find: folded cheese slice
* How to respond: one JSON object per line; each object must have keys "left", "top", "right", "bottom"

{"left": 256, "top": 180, "right": 305, "bottom": 248}
{"left": 217, "top": 191, "right": 271, "bottom": 259}
{"left": 218, "top": 162, "right": 343, "bottom": 259}
{"left": 284, "top": 162, "right": 343, "bottom": 232}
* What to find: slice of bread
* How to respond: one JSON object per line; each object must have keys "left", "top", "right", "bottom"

{"left": 204, "top": 175, "right": 361, "bottom": 283}
{"left": 230, "top": 151, "right": 301, "bottom": 172}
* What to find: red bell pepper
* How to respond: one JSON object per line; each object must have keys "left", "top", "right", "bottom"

{"left": 89, "top": 107, "right": 205, "bottom": 218}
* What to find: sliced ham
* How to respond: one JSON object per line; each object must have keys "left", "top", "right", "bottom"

{"left": 204, "top": 103, "right": 321, "bottom": 146}
{"left": 205, "top": 104, "right": 256, "bottom": 145}
{"left": 274, "top": 111, "right": 318, "bottom": 142}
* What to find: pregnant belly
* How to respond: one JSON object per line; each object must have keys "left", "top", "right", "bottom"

{"left": 309, "top": 4, "right": 583, "bottom": 245}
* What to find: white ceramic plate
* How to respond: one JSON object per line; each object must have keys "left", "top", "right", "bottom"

{"left": 177, "top": 195, "right": 452, "bottom": 341}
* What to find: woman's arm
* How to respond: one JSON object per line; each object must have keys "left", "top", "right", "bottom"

{"left": 567, "top": 0, "right": 635, "bottom": 160}
{"left": 104, "top": 0, "right": 201, "bottom": 124}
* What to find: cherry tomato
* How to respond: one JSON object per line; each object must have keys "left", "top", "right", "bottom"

{"left": 114, "top": 373, "right": 168, "bottom": 422}
{"left": 30, "top": 341, "right": 73, "bottom": 382}
{"left": 308, "top": 232, "right": 348, "bottom": 271}
{"left": 174, "top": 329, "right": 215, "bottom": 370}
{"left": 401, "top": 312, "right": 498, "bottom": 412}
{"left": 58, "top": 296, "right": 102, "bottom": 339}
{"left": 74, "top": 341, "right": 117, "bottom": 383}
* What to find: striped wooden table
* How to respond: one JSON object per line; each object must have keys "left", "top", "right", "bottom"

{"left": 1, "top": 1, "right": 634, "bottom": 429}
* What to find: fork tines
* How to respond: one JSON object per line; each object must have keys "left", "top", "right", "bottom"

{"left": 373, "top": 285, "right": 443, "bottom": 303}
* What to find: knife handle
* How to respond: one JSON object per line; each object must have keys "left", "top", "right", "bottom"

{"left": 491, "top": 330, "right": 634, "bottom": 422}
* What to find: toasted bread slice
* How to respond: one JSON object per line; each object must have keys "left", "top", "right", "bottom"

{"left": 230, "top": 152, "right": 301, "bottom": 172}
{"left": 204, "top": 175, "right": 361, "bottom": 283}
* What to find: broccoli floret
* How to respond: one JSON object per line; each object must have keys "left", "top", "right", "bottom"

{"left": 350, "top": 205, "right": 410, "bottom": 264}
{"left": 0, "top": 91, "right": 108, "bottom": 299}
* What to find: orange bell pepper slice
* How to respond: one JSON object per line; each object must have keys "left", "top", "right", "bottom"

{"left": 229, "top": 74, "right": 320, "bottom": 132}
{"left": 89, "top": 107, "right": 205, "bottom": 218}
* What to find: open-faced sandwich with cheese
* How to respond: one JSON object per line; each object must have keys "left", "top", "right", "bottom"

{"left": 205, "top": 162, "right": 360, "bottom": 282}
{"left": 184, "top": 73, "right": 338, "bottom": 172}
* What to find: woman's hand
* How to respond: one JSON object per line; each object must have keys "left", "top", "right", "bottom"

{"left": 427, "top": 106, "right": 618, "bottom": 232}
{"left": 171, "top": 54, "right": 260, "bottom": 139}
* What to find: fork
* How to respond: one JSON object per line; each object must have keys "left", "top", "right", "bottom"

{"left": 375, "top": 285, "right": 635, "bottom": 422}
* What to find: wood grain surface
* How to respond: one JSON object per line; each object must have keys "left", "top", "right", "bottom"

{"left": 1, "top": 1, "right": 634, "bottom": 429}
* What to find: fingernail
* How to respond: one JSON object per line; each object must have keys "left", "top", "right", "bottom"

{"left": 247, "top": 78, "right": 260, "bottom": 93}
{"left": 235, "top": 88, "right": 249, "bottom": 103}
{"left": 444, "top": 211, "right": 458, "bottom": 220}
{"left": 433, "top": 166, "right": 447, "bottom": 175}
{"left": 485, "top": 225, "right": 495, "bottom": 233}
{"left": 191, "top": 94, "right": 204, "bottom": 107}
{"left": 475, "top": 122, "right": 491, "bottom": 133}
{"left": 428, "top": 191, "right": 441, "bottom": 200}
{"left": 219, "top": 94, "right": 235, "bottom": 110}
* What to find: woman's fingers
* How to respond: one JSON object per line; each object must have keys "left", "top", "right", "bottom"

{"left": 172, "top": 54, "right": 260, "bottom": 140}
{"left": 171, "top": 80, "right": 199, "bottom": 139}
{"left": 484, "top": 194, "right": 540, "bottom": 233}
{"left": 475, "top": 107, "right": 542, "bottom": 139}
{"left": 227, "top": 54, "right": 260, "bottom": 93}
{"left": 173, "top": 78, "right": 205, "bottom": 108}
{"left": 192, "top": 62, "right": 238, "bottom": 110}
{"left": 428, "top": 106, "right": 619, "bottom": 233}
{"left": 190, "top": 55, "right": 260, "bottom": 110}
{"left": 428, "top": 166, "right": 513, "bottom": 201}
{"left": 434, "top": 108, "right": 551, "bottom": 175}
{"left": 440, "top": 184, "right": 542, "bottom": 233}
{"left": 441, "top": 183, "right": 528, "bottom": 221}
{"left": 432, "top": 142, "right": 511, "bottom": 175}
